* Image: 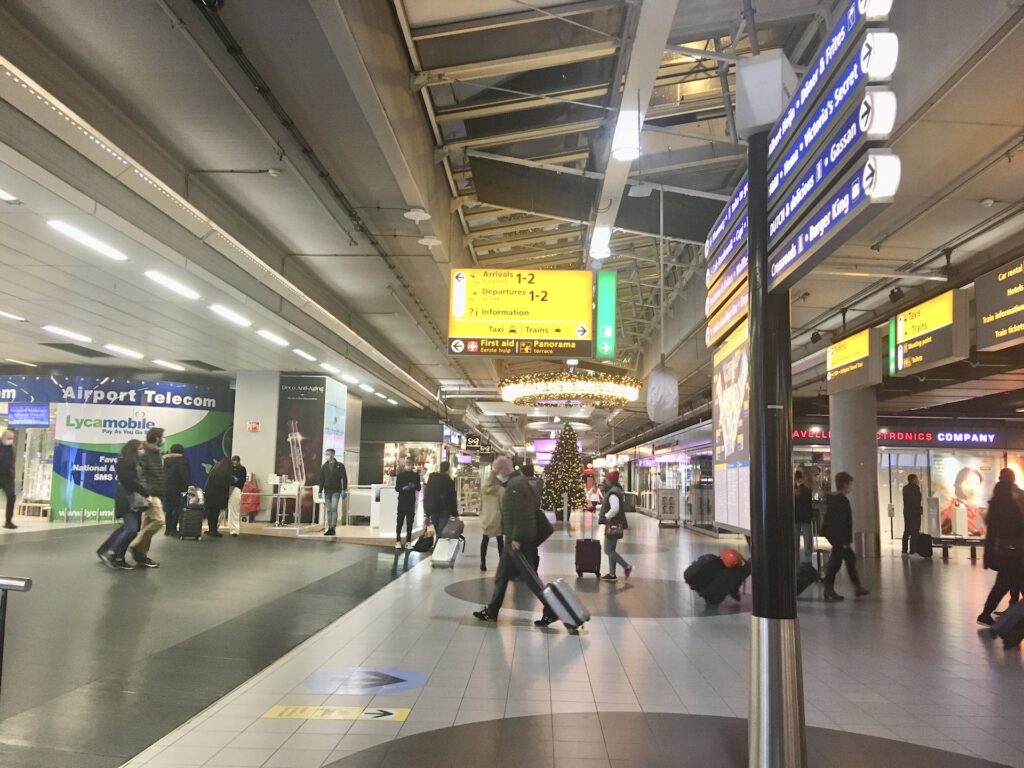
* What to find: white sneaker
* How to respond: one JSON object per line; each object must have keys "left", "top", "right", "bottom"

{"left": 395, "top": 541, "right": 403, "bottom": 550}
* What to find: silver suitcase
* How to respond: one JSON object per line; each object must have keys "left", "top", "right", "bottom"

{"left": 542, "top": 579, "right": 591, "bottom": 633}
{"left": 430, "top": 536, "right": 463, "bottom": 567}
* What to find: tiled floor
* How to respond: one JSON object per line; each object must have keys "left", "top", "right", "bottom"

{"left": 105, "top": 513, "right": 1024, "bottom": 768}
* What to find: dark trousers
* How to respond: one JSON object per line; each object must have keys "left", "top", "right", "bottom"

{"left": 902, "top": 511, "right": 922, "bottom": 553}
{"left": 98, "top": 512, "right": 141, "bottom": 560}
{"left": 481, "top": 534, "right": 504, "bottom": 563}
{"left": 165, "top": 492, "right": 184, "bottom": 535}
{"left": 1, "top": 477, "right": 15, "bottom": 524}
{"left": 487, "top": 545, "right": 554, "bottom": 619}
{"left": 396, "top": 507, "right": 415, "bottom": 542}
{"left": 824, "top": 543, "right": 862, "bottom": 587}
{"left": 205, "top": 505, "right": 220, "bottom": 532}
{"left": 430, "top": 512, "right": 451, "bottom": 540}
{"left": 983, "top": 564, "right": 1024, "bottom": 617}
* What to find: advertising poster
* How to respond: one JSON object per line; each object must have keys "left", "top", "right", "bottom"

{"left": 931, "top": 452, "right": 996, "bottom": 538}
{"left": 0, "top": 377, "right": 234, "bottom": 522}
{"left": 712, "top": 321, "right": 751, "bottom": 532}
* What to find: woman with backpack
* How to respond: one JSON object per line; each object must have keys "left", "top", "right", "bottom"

{"left": 600, "top": 471, "right": 633, "bottom": 582}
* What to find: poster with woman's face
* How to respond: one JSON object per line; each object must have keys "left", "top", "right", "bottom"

{"left": 932, "top": 452, "right": 996, "bottom": 537}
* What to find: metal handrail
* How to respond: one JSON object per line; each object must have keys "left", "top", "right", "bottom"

{"left": 1, "top": 576, "right": 32, "bottom": 698}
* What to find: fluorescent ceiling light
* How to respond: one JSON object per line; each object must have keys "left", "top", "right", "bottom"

{"left": 104, "top": 344, "right": 144, "bottom": 359}
{"left": 292, "top": 348, "right": 316, "bottom": 361}
{"left": 152, "top": 359, "right": 185, "bottom": 371}
{"left": 341, "top": 374, "right": 359, "bottom": 385}
{"left": 319, "top": 362, "right": 340, "bottom": 374}
{"left": 418, "top": 235, "right": 442, "bottom": 247}
{"left": 43, "top": 325, "right": 92, "bottom": 343}
{"left": 209, "top": 304, "right": 251, "bottom": 327}
{"left": 590, "top": 225, "right": 612, "bottom": 260}
{"left": 403, "top": 208, "right": 431, "bottom": 221}
{"left": 0, "top": 310, "right": 26, "bottom": 321}
{"left": 566, "top": 359, "right": 579, "bottom": 366}
{"left": 358, "top": 383, "right": 375, "bottom": 393}
{"left": 374, "top": 392, "right": 387, "bottom": 399}
{"left": 47, "top": 220, "right": 128, "bottom": 261}
{"left": 387, "top": 399, "right": 398, "bottom": 405}
{"left": 611, "top": 109, "right": 641, "bottom": 162}
{"left": 144, "top": 270, "right": 200, "bottom": 300}
{"left": 4, "top": 358, "right": 36, "bottom": 367}
{"left": 256, "top": 329, "right": 289, "bottom": 347}
{"left": 0, "top": 188, "right": 17, "bottom": 202}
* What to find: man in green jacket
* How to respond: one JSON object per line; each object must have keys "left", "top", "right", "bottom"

{"left": 473, "top": 471, "right": 557, "bottom": 627}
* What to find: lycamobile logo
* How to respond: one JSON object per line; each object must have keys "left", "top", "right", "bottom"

{"left": 65, "top": 416, "right": 156, "bottom": 430}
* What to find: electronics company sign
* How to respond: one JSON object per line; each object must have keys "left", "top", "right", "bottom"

{"left": 793, "top": 428, "right": 1001, "bottom": 448}
{"left": 768, "top": 152, "right": 901, "bottom": 291}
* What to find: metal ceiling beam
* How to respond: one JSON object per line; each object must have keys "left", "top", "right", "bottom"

{"left": 444, "top": 116, "right": 603, "bottom": 150}
{"left": 409, "top": 0, "right": 621, "bottom": 41}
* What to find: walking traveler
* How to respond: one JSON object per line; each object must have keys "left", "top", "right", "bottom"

{"left": 227, "top": 455, "right": 247, "bottom": 536}
{"left": 794, "top": 470, "right": 813, "bottom": 563}
{"left": 479, "top": 457, "right": 512, "bottom": 570}
{"left": 600, "top": 471, "right": 633, "bottom": 582}
{"left": 0, "top": 429, "right": 17, "bottom": 529}
{"left": 394, "top": 459, "right": 420, "bottom": 549}
{"left": 162, "top": 443, "right": 192, "bottom": 537}
{"left": 901, "top": 474, "right": 924, "bottom": 557}
{"left": 97, "top": 439, "right": 148, "bottom": 569}
{"left": 473, "top": 468, "right": 558, "bottom": 627}
{"left": 318, "top": 448, "right": 348, "bottom": 536}
{"left": 977, "top": 469, "right": 1024, "bottom": 626}
{"left": 821, "top": 471, "right": 870, "bottom": 601}
{"left": 129, "top": 427, "right": 165, "bottom": 568}
{"left": 204, "top": 457, "right": 232, "bottom": 537}
{"left": 424, "top": 461, "right": 457, "bottom": 541}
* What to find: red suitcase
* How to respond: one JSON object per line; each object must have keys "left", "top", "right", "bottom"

{"left": 575, "top": 512, "right": 601, "bottom": 578}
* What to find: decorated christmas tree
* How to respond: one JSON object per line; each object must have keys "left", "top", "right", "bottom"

{"left": 541, "top": 424, "right": 586, "bottom": 516}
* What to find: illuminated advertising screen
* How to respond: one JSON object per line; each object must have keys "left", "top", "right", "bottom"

{"left": 888, "top": 290, "right": 969, "bottom": 376}
{"left": 975, "top": 255, "right": 1024, "bottom": 352}
{"left": 826, "top": 328, "right": 882, "bottom": 395}
{"left": 712, "top": 321, "right": 751, "bottom": 532}
{"left": 448, "top": 268, "right": 594, "bottom": 358}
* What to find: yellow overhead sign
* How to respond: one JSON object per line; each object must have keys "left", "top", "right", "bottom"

{"left": 827, "top": 329, "right": 871, "bottom": 371}
{"left": 449, "top": 269, "right": 594, "bottom": 341}
{"left": 895, "top": 290, "right": 953, "bottom": 344}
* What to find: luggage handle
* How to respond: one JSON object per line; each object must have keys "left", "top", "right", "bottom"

{"left": 512, "top": 547, "right": 546, "bottom": 593}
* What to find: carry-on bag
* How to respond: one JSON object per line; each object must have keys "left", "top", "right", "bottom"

{"left": 515, "top": 549, "right": 590, "bottom": 633}
{"left": 441, "top": 518, "right": 465, "bottom": 539}
{"left": 575, "top": 511, "right": 601, "bottom": 578}
{"left": 990, "top": 601, "right": 1024, "bottom": 648}
{"left": 430, "top": 535, "right": 464, "bottom": 567}
{"left": 796, "top": 562, "right": 820, "bottom": 595}
{"left": 185, "top": 486, "right": 205, "bottom": 510}
{"left": 177, "top": 505, "right": 204, "bottom": 541}
{"left": 684, "top": 554, "right": 726, "bottom": 594}
{"left": 913, "top": 532, "right": 934, "bottom": 558}
{"left": 412, "top": 531, "right": 435, "bottom": 552}
{"left": 702, "top": 562, "right": 751, "bottom": 606}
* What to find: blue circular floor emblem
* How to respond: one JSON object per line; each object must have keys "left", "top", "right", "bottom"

{"left": 303, "top": 667, "right": 427, "bottom": 695}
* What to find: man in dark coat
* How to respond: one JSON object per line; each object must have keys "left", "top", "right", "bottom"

{"left": 162, "top": 443, "right": 192, "bottom": 537}
{"left": 129, "top": 427, "right": 166, "bottom": 568}
{"left": 318, "top": 448, "right": 348, "bottom": 536}
{"left": 901, "top": 474, "right": 923, "bottom": 557}
{"left": 0, "top": 429, "right": 17, "bottom": 529}
{"left": 978, "top": 468, "right": 1024, "bottom": 627}
{"left": 821, "top": 471, "right": 870, "bottom": 601}
{"left": 394, "top": 458, "right": 421, "bottom": 549}
{"left": 423, "top": 461, "right": 457, "bottom": 538}
{"left": 794, "top": 470, "right": 814, "bottom": 563}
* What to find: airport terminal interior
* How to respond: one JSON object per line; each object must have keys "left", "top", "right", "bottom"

{"left": 1, "top": 1, "right": 1023, "bottom": 766}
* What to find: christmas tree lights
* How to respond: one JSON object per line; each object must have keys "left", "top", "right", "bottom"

{"left": 541, "top": 424, "right": 586, "bottom": 516}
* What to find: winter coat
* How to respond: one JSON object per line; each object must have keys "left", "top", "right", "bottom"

{"left": 205, "top": 460, "right": 233, "bottom": 514}
{"left": 501, "top": 474, "right": 539, "bottom": 543}
{"left": 822, "top": 492, "right": 853, "bottom": 547}
{"left": 902, "top": 482, "right": 923, "bottom": 515}
{"left": 423, "top": 472, "right": 457, "bottom": 517}
{"left": 114, "top": 456, "right": 148, "bottom": 519}
{"left": 480, "top": 475, "right": 505, "bottom": 537}
{"left": 0, "top": 444, "right": 14, "bottom": 480}
{"left": 138, "top": 443, "right": 165, "bottom": 497}
{"left": 319, "top": 459, "right": 348, "bottom": 493}
{"left": 162, "top": 452, "right": 192, "bottom": 496}
{"left": 794, "top": 483, "right": 813, "bottom": 524}
{"left": 983, "top": 483, "right": 1024, "bottom": 571}
{"left": 395, "top": 469, "right": 421, "bottom": 515}
{"left": 230, "top": 463, "right": 247, "bottom": 491}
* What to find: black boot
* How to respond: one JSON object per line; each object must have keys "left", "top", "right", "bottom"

{"left": 823, "top": 582, "right": 845, "bottom": 601}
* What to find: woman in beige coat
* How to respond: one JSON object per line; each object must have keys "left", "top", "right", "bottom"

{"left": 479, "top": 456, "right": 513, "bottom": 571}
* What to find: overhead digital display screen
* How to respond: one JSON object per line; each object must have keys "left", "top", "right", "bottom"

{"left": 6, "top": 402, "right": 51, "bottom": 427}
{"left": 713, "top": 321, "right": 751, "bottom": 533}
{"left": 448, "top": 268, "right": 594, "bottom": 358}
{"left": 975, "top": 255, "right": 1024, "bottom": 352}
{"left": 826, "top": 328, "right": 882, "bottom": 395}
{"left": 888, "top": 290, "right": 969, "bottom": 376}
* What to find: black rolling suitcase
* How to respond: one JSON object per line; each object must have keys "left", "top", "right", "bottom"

{"left": 913, "top": 532, "right": 934, "bottom": 558}
{"left": 178, "top": 488, "right": 205, "bottom": 540}
{"left": 685, "top": 554, "right": 726, "bottom": 594}
{"left": 702, "top": 562, "right": 751, "bottom": 606}
{"left": 796, "top": 562, "right": 819, "bottom": 595}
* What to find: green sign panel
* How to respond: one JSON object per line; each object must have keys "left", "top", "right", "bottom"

{"left": 596, "top": 270, "right": 617, "bottom": 359}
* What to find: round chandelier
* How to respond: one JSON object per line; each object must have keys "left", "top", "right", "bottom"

{"left": 500, "top": 371, "right": 642, "bottom": 408}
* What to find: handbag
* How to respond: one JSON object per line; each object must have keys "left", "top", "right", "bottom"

{"left": 130, "top": 492, "right": 150, "bottom": 513}
{"left": 412, "top": 525, "right": 435, "bottom": 552}
{"left": 535, "top": 507, "right": 554, "bottom": 545}
{"left": 605, "top": 520, "right": 624, "bottom": 539}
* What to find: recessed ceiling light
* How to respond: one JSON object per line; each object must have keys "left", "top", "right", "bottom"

{"left": 144, "top": 270, "right": 200, "bottom": 300}
{"left": 387, "top": 398, "right": 398, "bottom": 405}
{"left": 152, "top": 359, "right": 185, "bottom": 371}
{"left": 418, "top": 235, "right": 442, "bottom": 247}
{"left": 358, "top": 383, "right": 375, "bottom": 393}
{"left": 319, "top": 362, "right": 340, "bottom": 374}
{"left": 0, "top": 310, "right": 26, "bottom": 321}
{"left": 256, "top": 329, "right": 289, "bottom": 347}
{"left": 209, "top": 304, "right": 251, "bottom": 327}
{"left": 341, "top": 374, "right": 359, "bottom": 385}
{"left": 374, "top": 392, "right": 387, "bottom": 399}
{"left": 0, "top": 188, "right": 17, "bottom": 202}
{"left": 47, "top": 220, "right": 128, "bottom": 261}
{"left": 43, "top": 325, "right": 92, "bottom": 343}
{"left": 4, "top": 358, "right": 36, "bottom": 367}
{"left": 292, "top": 349, "right": 316, "bottom": 361}
{"left": 403, "top": 208, "right": 431, "bottom": 221}
{"left": 104, "top": 344, "right": 144, "bottom": 359}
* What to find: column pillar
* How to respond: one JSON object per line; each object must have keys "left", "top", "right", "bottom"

{"left": 829, "top": 387, "right": 880, "bottom": 556}
{"left": 231, "top": 371, "right": 281, "bottom": 490}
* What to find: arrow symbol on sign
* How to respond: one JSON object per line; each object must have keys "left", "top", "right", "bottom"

{"left": 363, "top": 709, "right": 394, "bottom": 719}
{"left": 863, "top": 160, "right": 877, "bottom": 194}
{"left": 861, "top": 39, "right": 873, "bottom": 71}
{"left": 576, "top": 325, "right": 588, "bottom": 337}
{"left": 454, "top": 272, "right": 465, "bottom": 284}
{"left": 859, "top": 97, "right": 872, "bottom": 129}
{"left": 600, "top": 342, "right": 612, "bottom": 353}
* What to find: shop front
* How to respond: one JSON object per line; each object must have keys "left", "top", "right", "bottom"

{"left": 0, "top": 375, "right": 233, "bottom": 523}
{"left": 793, "top": 418, "right": 1024, "bottom": 543}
